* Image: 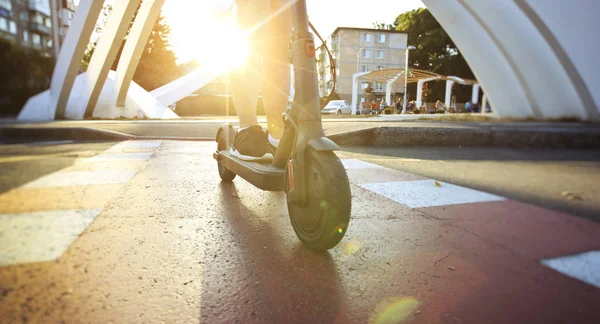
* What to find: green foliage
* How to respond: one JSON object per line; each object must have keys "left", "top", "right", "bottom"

{"left": 82, "top": 3, "right": 180, "bottom": 91}
{"left": 0, "top": 39, "right": 54, "bottom": 116}
{"left": 393, "top": 8, "right": 475, "bottom": 102}
{"left": 372, "top": 21, "right": 394, "bottom": 30}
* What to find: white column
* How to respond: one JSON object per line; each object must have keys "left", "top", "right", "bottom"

{"left": 80, "top": 0, "right": 141, "bottom": 117}
{"left": 351, "top": 71, "right": 369, "bottom": 115}
{"left": 352, "top": 74, "right": 359, "bottom": 115}
{"left": 50, "top": 0, "right": 105, "bottom": 118}
{"left": 445, "top": 80, "right": 455, "bottom": 108}
{"left": 482, "top": 93, "right": 488, "bottom": 114}
{"left": 115, "top": 0, "right": 166, "bottom": 107}
{"left": 471, "top": 83, "right": 480, "bottom": 104}
{"left": 385, "top": 72, "right": 401, "bottom": 107}
{"left": 416, "top": 80, "right": 425, "bottom": 108}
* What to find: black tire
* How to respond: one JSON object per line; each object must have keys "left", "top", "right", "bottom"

{"left": 217, "top": 136, "right": 236, "bottom": 182}
{"left": 286, "top": 150, "right": 351, "bottom": 251}
{"left": 336, "top": 110, "right": 342, "bottom": 115}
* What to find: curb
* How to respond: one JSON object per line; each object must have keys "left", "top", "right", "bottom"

{"left": 0, "top": 127, "right": 212, "bottom": 142}
{"left": 327, "top": 126, "right": 600, "bottom": 149}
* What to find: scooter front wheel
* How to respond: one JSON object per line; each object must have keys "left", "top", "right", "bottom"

{"left": 286, "top": 149, "right": 351, "bottom": 251}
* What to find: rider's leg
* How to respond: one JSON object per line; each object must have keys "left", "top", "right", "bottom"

{"left": 261, "top": 0, "right": 293, "bottom": 141}
{"left": 228, "top": 0, "right": 273, "bottom": 160}
{"left": 229, "top": 0, "right": 266, "bottom": 128}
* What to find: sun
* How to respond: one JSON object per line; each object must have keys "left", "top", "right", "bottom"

{"left": 162, "top": 0, "right": 248, "bottom": 70}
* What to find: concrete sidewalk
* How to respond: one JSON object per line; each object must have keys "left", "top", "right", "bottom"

{"left": 2, "top": 119, "right": 599, "bottom": 149}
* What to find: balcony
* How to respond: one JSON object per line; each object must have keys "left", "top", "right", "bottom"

{"left": 30, "top": 22, "right": 52, "bottom": 35}
{"left": 29, "top": 0, "right": 51, "bottom": 16}
{"left": 60, "top": 8, "right": 73, "bottom": 26}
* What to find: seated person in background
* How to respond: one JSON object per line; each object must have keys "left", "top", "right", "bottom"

{"left": 435, "top": 100, "right": 445, "bottom": 110}
{"left": 465, "top": 101, "right": 472, "bottom": 112}
{"left": 395, "top": 98, "right": 403, "bottom": 113}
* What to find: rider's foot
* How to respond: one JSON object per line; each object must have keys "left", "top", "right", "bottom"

{"left": 267, "top": 132, "right": 280, "bottom": 152}
{"left": 230, "top": 125, "right": 273, "bottom": 161}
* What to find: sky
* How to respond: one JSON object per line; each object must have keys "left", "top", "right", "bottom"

{"left": 160, "top": 0, "right": 425, "bottom": 64}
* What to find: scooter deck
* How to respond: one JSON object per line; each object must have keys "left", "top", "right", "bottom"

{"left": 213, "top": 150, "right": 285, "bottom": 191}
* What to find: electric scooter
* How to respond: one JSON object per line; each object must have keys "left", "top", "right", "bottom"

{"left": 213, "top": 0, "right": 351, "bottom": 252}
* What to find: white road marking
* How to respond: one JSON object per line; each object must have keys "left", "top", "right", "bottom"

{"left": 360, "top": 180, "right": 505, "bottom": 208}
{"left": 541, "top": 251, "right": 600, "bottom": 289}
{"left": 86, "top": 152, "right": 154, "bottom": 162}
{"left": 0, "top": 209, "right": 102, "bottom": 266}
{"left": 341, "top": 159, "right": 383, "bottom": 170}
{"left": 22, "top": 170, "right": 138, "bottom": 188}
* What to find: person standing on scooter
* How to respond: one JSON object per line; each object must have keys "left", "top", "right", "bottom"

{"left": 228, "top": 0, "right": 293, "bottom": 161}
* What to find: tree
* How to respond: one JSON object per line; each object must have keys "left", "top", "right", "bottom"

{"left": 392, "top": 8, "right": 475, "bottom": 103}
{"left": 82, "top": 4, "right": 180, "bottom": 91}
{"left": 0, "top": 39, "right": 54, "bottom": 116}
{"left": 372, "top": 21, "right": 394, "bottom": 30}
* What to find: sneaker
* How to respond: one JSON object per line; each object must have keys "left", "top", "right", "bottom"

{"left": 267, "top": 132, "right": 280, "bottom": 152}
{"left": 230, "top": 125, "right": 273, "bottom": 161}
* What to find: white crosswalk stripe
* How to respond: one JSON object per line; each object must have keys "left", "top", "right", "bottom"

{"left": 0, "top": 141, "right": 163, "bottom": 267}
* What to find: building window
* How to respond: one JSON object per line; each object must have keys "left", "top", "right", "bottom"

{"left": 377, "top": 50, "right": 384, "bottom": 59}
{"left": 20, "top": 12, "right": 28, "bottom": 22}
{"left": 32, "top": 33, "right": 41, "bottom": 46}
{"left": 361, "top": 82, "right": 369, "bottom": 89}
{"left": 375, "top": 82, "right": 383, "bottom": 90}
{"left": 378, "top": 34, "right": 386, "bottom": 43}
{"left": 47, "top": 39, "right": 52, "bottom": 48}
{"left": 361, "top": 65, "right": 367, "bottom": 72}
{"left": 363, "top": 33, "right": 371, "bottom": 42}
{"left": 0, "top": 0, "right": 12, "bottom": 11}
{"left": 45, "top": 17, "right": 52, "bottom": 28}
{"left": 377, "top": 66, "right": 384, "bottom": 70}
{"left": 0, "top": 17, "right": 7, "bottom": 31}
{"left": 362, "top": 49, "right": 370, "bottom": 58}
{"left": 8, "top": 20, "right": 16, "bottom": 34}
{"left": 23, "top": 30, "right": 29, "bottom": 43}
{"left": 330, "top": 35, "right": 336, "bottom": 43}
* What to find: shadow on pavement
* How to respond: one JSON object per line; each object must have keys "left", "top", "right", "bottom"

{"left": 198, "top": 183, "right": 349, "bottom": 323}
{"left": 0, "top": 141, "right": 117, "bottom": 194}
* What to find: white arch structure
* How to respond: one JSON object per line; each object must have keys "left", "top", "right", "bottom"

{"left": 18, "top": 0, "right": 236, "bottom": 121}
{"left": 17, "top": 0, "right": 600, "bottom": 121}
{"left": 422, "top": 0, "right": 600, "bottom": 121}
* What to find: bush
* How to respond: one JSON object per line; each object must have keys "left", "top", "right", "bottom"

{"left": 0, "top": 39, "right": 54, "bottom": 116}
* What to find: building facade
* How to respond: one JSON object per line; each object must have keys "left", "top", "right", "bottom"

{"left": 0, "top": 0, "right": 76, "bottom": 56}
{"left": 317, "top": 27, "right": 408, "bottom": 103}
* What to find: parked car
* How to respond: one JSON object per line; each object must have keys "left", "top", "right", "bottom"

{"left": 321, "top": 100, "right": 352, "bottom": 115}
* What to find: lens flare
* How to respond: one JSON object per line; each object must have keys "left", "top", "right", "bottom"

{"left": 343, "top": 238, "right": 362, "bottom": 255}
{"left": 370, "top": 297, "right": 420, "bottom": 324}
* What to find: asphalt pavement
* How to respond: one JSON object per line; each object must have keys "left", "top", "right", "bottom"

{"left": 0, "top": 139, "right": 599, "bottom": 323}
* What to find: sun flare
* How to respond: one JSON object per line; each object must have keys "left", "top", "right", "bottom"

{"left": 162, "top": 0, "right": 248, "bottom": 69}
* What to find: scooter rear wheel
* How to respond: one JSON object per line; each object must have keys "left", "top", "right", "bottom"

{"left": 286, "top": 149, "right": 351, "bottom": 251}
{"left": 217, "top": 137, "right": 236, "bottom": 182}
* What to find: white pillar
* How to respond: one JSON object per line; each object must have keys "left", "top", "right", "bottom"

{"left": 80, "top": 0, "right": 141, "bottom": 117}
{"left": 385, "top": 72, "right": 401, "bottom": 107}
{"left": 352, "top": 74, "right": 359, "bottom": 115}
{"left": 115, "top": 0, "right": 166, "bottom": 107}
{"left": 471, "top": 83, "right": 480, "bottom": 104}
{"left": 351, "top": 71, "right": 369, "bottom": 115}
{"left": 416, "top": 80, "right": 425, "bottom": 108}
{"left": 50, "top": 0, "right": 105, "bottom": 118}
{"left": 482, "top": 93, "right": 488, "bottom": 114}
{"left": 444, "top": 80, "right": 455, "bottom": 108}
